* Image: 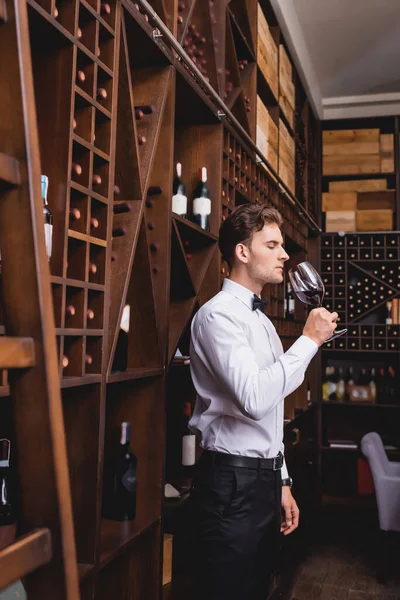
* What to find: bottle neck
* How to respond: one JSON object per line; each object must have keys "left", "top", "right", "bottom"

{"left": 0, "top": 439, "right": 10, "bottom": 468}
{"left": 41, "top": 175, "right": 49, "bottom": 206}
{"left": 120, "top": 422, "right": 130, "bottom": 447}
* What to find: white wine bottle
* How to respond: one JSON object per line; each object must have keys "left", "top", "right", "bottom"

{"left": 41, "top": 175, "right": 53, "bottom": 261}
{"left": 192, "top": 167, "right": 211, "bottom": 231}
{"left": 172, "top": 162, "right": 187, "bottom": 218}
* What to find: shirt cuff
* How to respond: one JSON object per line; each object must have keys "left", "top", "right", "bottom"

{"left": 290, "top": 335, "right": 318, "bottom": 367}
{"left": 281, "top": 456, "right": 289, "bottom": 479}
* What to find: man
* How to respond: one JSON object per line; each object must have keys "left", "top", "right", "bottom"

{"left": 188, "top": 205, "right": 337, "bottom": 600}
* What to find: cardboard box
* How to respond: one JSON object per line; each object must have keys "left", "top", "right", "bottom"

{"left": 357, "top": 190, "right": 395, "bottom": 210}
{"left": 329, "top": 179, "right": 387, "bottom": 193}
{"left": 322, "top": 192, "right": 357, "bottom": 212}
{"left": 325, "top": 211, "right": 356, "bottom": 232}
{"left": 356, "top": 209, "right": 393, "bottom": 231}
{"left": 257, "top": 5, "right": 279, "bottom": 99}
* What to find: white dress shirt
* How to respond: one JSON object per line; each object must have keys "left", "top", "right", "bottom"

{"left": 189, "top": 278, "right": 318, "bottom": 479}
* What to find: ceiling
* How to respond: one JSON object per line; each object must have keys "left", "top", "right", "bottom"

{"left": 270, "top": 0, "right": 400, "bottom": 119}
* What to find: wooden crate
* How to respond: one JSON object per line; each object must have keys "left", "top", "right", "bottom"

{"left": 323, "top": 129, "right": 380, "bottom": 143}
{"left": 163, "top": 534, "right": 173, "bottom": 586}
{"left": 323, "top": 141, "right": 380, "bottom": 156}
{"left": 329, "top": 179, "right": 387, "bottom": 193}
{"left": 279, "top": 45, "right": 295, "bottom": 112}
{"left": 356, "top": 209, "right": 393, "bottom": 231}
{"left": 357, "top": 190, "right": 395, "bottom": 210}
{"left": 260, "top": 146, "right": 278, "bottom": 173}
{"left": 325, "top": 211, "right": 356, "bottom": 233}
{"left": 279, "top": 94, "right": 294, "bottom": 129}
{"left": 257, "top": 5, "right": 279, "bottom": 99}
{"left": 279, "top": 118, "right": 294, "bottom": 162}
{"left": 322, "top": 192, "right": 357, "bottom": 212}
{"left": 278, "top": 157, "right": 295, "bottom": 194}
{"left": 323, "top": 154, "right": 380, "bottom": 175}
{"left": 256, "top": 95, "right": 278, "bottom": 151}
{"left": 380, "top": 133, "right": 394, "bottom": 173}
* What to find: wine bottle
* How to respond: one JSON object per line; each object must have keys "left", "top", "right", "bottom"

{"left": 386, "top": 301, "right": 393, "bottom": 325}
{"left": 112, "top": 304, "right": 129, "bottom": 372}
{"left": 103, "top": 422, "right": 137, "bottom": 521}
{"left": 182, "top": 401, "right": 195, "bottom": 474}
{"left": 336, "top": 368, "right": 345, "bottom": 402}
{"left": 172, "top": 162, "right": 187, "bottom": 218}
{"left": 192, "top": 167, "right": 211, "bottom": 230}
{"left": 41, "top": 175, "right": 53, "bottom": 261}
{"left": 0, "top": 439, "right": 16, "bottom": 550}
{"left": 369, "top": 368, "right": 377, "bottom": 402}
{"left": 285, "top": 282, "right": 295, "bottom": 320}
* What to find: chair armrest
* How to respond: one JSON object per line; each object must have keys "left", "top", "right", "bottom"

{"left": 374, "top": 474, "right": 400, "bottom": 532}
{"left": 388, "top": 461, "right": 400, "bottom": 477}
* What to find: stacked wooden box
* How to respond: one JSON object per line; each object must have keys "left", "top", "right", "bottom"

{"left": 323, "top": 129, "right": 394, "bottom": 175}
{"left": 278, "top": 118, "right": 295, "bottom": 194}
{"left": 256, "top": 95, "right": 278, "bottom": 171}
{"left": 323, "top": 179, "right": 395, "bottom": 232}
{"left": 278, "top": 45, "right": 295, "bottom": 129}
{"left": 257, "top": 4, "right": 278, "bottom": 100}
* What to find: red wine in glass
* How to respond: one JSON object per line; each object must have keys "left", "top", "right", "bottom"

{"left": 288, "top": 261, "right": 347, "bottom": 342}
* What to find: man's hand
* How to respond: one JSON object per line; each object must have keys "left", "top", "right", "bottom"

{"left": 281, "top": 486, "right": 299, "bottom": 536}
{"left": 303, "top": 307, "right": 338, "bottom": 347}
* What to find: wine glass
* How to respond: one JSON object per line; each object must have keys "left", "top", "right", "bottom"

{"left": 288, "top": 261, "right": 347, "bottom": 343}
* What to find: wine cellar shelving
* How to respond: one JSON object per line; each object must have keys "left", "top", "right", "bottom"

{"left": 0, "top": 0, "right": 321, "bottom": 597}
{"left": 321, "top": 233, "right": 400, "bottom": 351}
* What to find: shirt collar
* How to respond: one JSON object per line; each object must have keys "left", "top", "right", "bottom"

{"left": 222, "top": 279, "right": 257, "bottom": 311}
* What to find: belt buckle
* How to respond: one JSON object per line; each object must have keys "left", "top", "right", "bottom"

{"left": 273, "top": 454, "right": 281, "bottom": 471}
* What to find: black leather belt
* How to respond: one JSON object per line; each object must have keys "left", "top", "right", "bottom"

{"left": 203, "top": 450, "right": 283, "bottom": 471}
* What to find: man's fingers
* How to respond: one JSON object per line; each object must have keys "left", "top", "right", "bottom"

{"left": 284, "top": 505, "right": 292, "bottom": 528}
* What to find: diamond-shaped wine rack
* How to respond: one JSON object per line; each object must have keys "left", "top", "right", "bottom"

{"left": 321, "top": 233, "right": 400, "bottom": 351}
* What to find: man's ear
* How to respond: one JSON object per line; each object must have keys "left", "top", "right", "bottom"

{"left": 235, "top": 243, "right": 249, "bottom": 264}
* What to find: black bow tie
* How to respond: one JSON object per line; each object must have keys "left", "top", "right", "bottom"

{"left": 252, "top": 294, "right": 268, "bottom": 312}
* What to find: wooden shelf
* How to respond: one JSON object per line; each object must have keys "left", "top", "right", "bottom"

{"left": 68, "top": 229, "right": 108, "bottom": 247}
{"left": 0, "top": 152, "right": 20, "bottom": 187}
{"left": 60, "top": 375, "right": 102, "bottom": 388}
{"left": 78, "top": 562, "right": 94, "bottom": 581}
{"left": 99, "top": 517, "right": 159, "bottom": 568}
{"left": 70, "top": 181, "right": 109, "bottom": 205}
{"left": 72, "top": 133, "right": 110, "bottom": 163}
{"left": 172, "top": 215, "right": 218, "bottom": 243}
{"left": 107, "top": 367, "right": 164, "bottom": 383}
{"left": 0, "top": 337, "right": 35, "bottom": 369}
{"left": 0, "top": 385, "right": 10, "bottom": 397}
{"left": 0, "top": 529, "right": 52, "bottom": 591}
{"left": 322, "top": 402, "right": 400, "bottom": 409}
{"left": 322, "top": 172, "right": 395, "bottom": 180}
{"left": 56, "top": 328, "right": 104, "bottom": 336}
{"left": 51, "top": 275, "right": 105, "bottom": 292}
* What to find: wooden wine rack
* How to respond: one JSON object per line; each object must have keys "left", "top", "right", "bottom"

{"left": 0, "top": 0, "right": 321, "bottom": 597}
{"left": 321, "top": 233, "right": 400, "bottom": 352}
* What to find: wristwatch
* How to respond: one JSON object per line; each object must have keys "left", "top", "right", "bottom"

{"left": 281, "top": 477, "right": 293, "bottom": 489}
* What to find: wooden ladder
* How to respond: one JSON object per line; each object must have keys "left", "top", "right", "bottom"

{"left": 0, "top": 0, "right": 79, "bottom": 597}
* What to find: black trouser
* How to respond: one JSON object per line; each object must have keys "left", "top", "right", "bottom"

{"left": 190, "top": 451, "right": 282, "bottom": 600}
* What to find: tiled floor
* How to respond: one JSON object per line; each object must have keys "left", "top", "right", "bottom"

{"left": 289, "top": 505, "right": 400, "bottom": 600}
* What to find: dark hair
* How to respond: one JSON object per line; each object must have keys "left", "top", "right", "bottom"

{"left": 218, "top": 204, "right": 283, "bottom": 268}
